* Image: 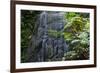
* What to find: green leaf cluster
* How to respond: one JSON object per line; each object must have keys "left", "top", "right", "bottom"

{"left": 63, "top": 12, "right": 90, "bottom": 60}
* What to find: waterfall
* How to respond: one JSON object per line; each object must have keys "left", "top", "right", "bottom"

{"left": 26, "top": 11, "right": 68, "bottom": 62}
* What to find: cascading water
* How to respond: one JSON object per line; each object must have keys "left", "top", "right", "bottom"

{"left": 26, "top": 11, "right": 68, "bottom": 62}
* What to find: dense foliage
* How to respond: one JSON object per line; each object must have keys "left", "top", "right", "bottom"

{"left": 21, "top": 10, "right": 90, "bottom": 62}
{"left": 63, "top": 12, "right": 90, "bottom": 60}
{"left": 21, "top": 10, "right": 41, "bottom": 62}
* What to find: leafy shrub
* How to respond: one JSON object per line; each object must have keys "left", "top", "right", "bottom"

{"left": 63, "top": 12, "right": 90, "bottom": 60}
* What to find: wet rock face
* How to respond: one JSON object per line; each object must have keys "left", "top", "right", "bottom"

{"left": 26, "top": 11, "right": 68, "bottom": 62}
